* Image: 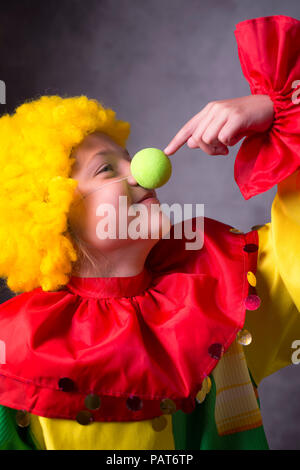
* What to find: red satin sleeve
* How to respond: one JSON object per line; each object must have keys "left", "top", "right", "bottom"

{"left": 233, "top": 15, "right": 300, "bottom": 200}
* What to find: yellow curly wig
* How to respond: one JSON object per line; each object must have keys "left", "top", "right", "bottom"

{"left": 0, "top": 95, "right": 130, "bottom": 293}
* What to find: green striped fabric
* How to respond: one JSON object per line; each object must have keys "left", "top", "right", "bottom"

{"left": 172, "top": 372, "right": 269, "bottom": 450}
{"left": 0, "top": 405, "right": 36, "bottom": 450}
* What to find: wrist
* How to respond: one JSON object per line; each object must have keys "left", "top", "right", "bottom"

{"left": 248, "top": 94, "right": 275, "bottom": 133}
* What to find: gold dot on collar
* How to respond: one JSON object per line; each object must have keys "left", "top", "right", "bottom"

{"left": 237, "top": 329, "right": 252, "bottom": 346}
{"left": 152, "top": 415, "right": 168, "bottom": 432}
{"left": 84, "top": 394, "right": 101, "bottom": 410}
{"left": 202, "top": 376, "right": 212, "bottom": 394}
{"left": 160, "top": 398, "right": 177, "bottom": 414}
{"left": 16, "top": 410, "right": 30, "bottom": 428}
{"left": 247, "top": 271, "right": 257, "bottom": 287}
{"left": 195, "top": 388, "right": 207, "bottom": 404}
{"left": 76, "top": 410, "right": 94, "bottom": 425}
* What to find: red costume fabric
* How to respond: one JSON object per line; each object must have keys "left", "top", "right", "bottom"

{"left": 234, "top": 15, "right": 300, "bottom": 199}
{"left": 0, "top": 218, "right": 258, "bottom": 422}
{"left": 0, "top": 14, "right": 299, "bottom": 427}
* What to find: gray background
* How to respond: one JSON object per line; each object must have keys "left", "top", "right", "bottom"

{"left": 1, "top": 0, "right": 300, "bottom": 449}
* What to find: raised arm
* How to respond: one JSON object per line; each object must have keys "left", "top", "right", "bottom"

{"left": 232, "top": 15, "right": 300, "bottom": 385}
{"left": 163, "top": 15, "right": 300, "bottom": 388}
{"left": 233, "top": 14, "right": 300, "bottom": 200}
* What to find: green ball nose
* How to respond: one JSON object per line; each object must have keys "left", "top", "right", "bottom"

{"left": 130, "top": 148, "right": 172, "bottom": 189}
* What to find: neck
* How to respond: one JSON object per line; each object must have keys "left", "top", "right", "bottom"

{"left": 71, "top": 243, "right": 151, "bottom": 278}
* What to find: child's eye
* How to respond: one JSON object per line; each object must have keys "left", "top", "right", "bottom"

{"left": 95, "top": 164, "right": 113, "bottom": 176}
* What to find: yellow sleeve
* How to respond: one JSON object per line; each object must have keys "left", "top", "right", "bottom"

{"left": 243, "top": 168, "right": 300, "bottom": 386}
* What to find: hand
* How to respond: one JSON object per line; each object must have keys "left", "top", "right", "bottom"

{"left": 163, "top": 94, "right": 275, "bottom": 156}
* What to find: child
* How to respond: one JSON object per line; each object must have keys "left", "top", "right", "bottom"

{"left": 0, "top": 14, "right": 299, "bottom": 450}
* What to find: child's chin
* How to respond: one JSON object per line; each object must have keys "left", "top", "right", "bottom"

{"left": 143, "top": 212, "right": 171, "bottom": 242}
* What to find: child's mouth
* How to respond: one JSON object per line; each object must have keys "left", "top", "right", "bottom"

{"left": 140, "top": 196, "right": 160, "bottom": 205}
{"left": 136, "top": 190, "right": 157, "bottom": 204}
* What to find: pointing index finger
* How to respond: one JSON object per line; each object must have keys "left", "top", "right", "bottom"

{"left": 163, "top": 104, "right": 213, "bottom": 156}
{"left": 163, "top": 115, "right": 198, "bottom": 156}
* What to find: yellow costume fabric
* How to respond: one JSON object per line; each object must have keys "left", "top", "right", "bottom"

{"left": 27, "top": 169, "right": 300, "bottom": 449}
{"left": 243, "top": 168, "right": 300, "bottom": 386}
{"left": 28, "top": 413, "right": 175, "bottom": 450}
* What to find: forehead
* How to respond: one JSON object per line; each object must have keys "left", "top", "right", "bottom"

{"left": 74, "top": 131, "right": 120, "bottom": 155}
{"left": 71, "top": 131, "right": 124, "bottom": 170}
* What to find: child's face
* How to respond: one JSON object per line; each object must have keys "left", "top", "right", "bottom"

{"left": 68, "top": 131, "right": 170, "bottom": 264}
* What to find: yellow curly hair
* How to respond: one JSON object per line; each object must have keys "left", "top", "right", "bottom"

{"left": 0, "top": 95, "right": 130, "bottom": 293}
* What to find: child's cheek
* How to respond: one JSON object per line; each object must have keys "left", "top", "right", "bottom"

{"left": 82, "top": 192, "right": 128, "bottom": 245}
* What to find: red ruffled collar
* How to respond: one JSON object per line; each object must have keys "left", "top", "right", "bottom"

{"left": 66, "top": 267, "right": 153, "bottom": 299}
{"left": 0, "top": 217, "right": 259, "bottom": 423}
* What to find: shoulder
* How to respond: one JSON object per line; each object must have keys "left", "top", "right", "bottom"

{"left": 146, "top": 216, "right": 252, "bottom": 275}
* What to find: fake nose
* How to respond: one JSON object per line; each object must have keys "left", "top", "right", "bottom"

{"left": 130, "top": 148, "right": 172, "bottom": 189}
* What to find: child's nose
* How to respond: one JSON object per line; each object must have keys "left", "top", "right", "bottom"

{"left": 126, "top": 172, "right": 139, "bottom": 186}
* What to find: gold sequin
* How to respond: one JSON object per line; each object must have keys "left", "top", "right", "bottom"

{"left": 236, "top": 329, "right": 252, "bottom": 346}
{"left": 160, "top": 398, "right": 176, "bottom": 414}
{"left": 202, "top": 376, "right": 212, "bottom": 394}
{"left": 76, "top": 410, "right": 94, "bottom": 425}
{"left": 229, "top": 227, "right": 244, "bottom": 234}
{"left": 195, "top": 376, "right": 212, "bottom": 404}
{"left": 84, "top": 393, "right": 101, "bottom": 410}
{"left": 151, "top": 415, "right": 168, "bottom": 432}
{"left": 195, "top": 388, "right": 207, "bottom": 404}
{"left": 247, "top": 271, "right": 257, "bottom": 287}
{"left": 16, "top": 410, "right": 30, "bottom": 428}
